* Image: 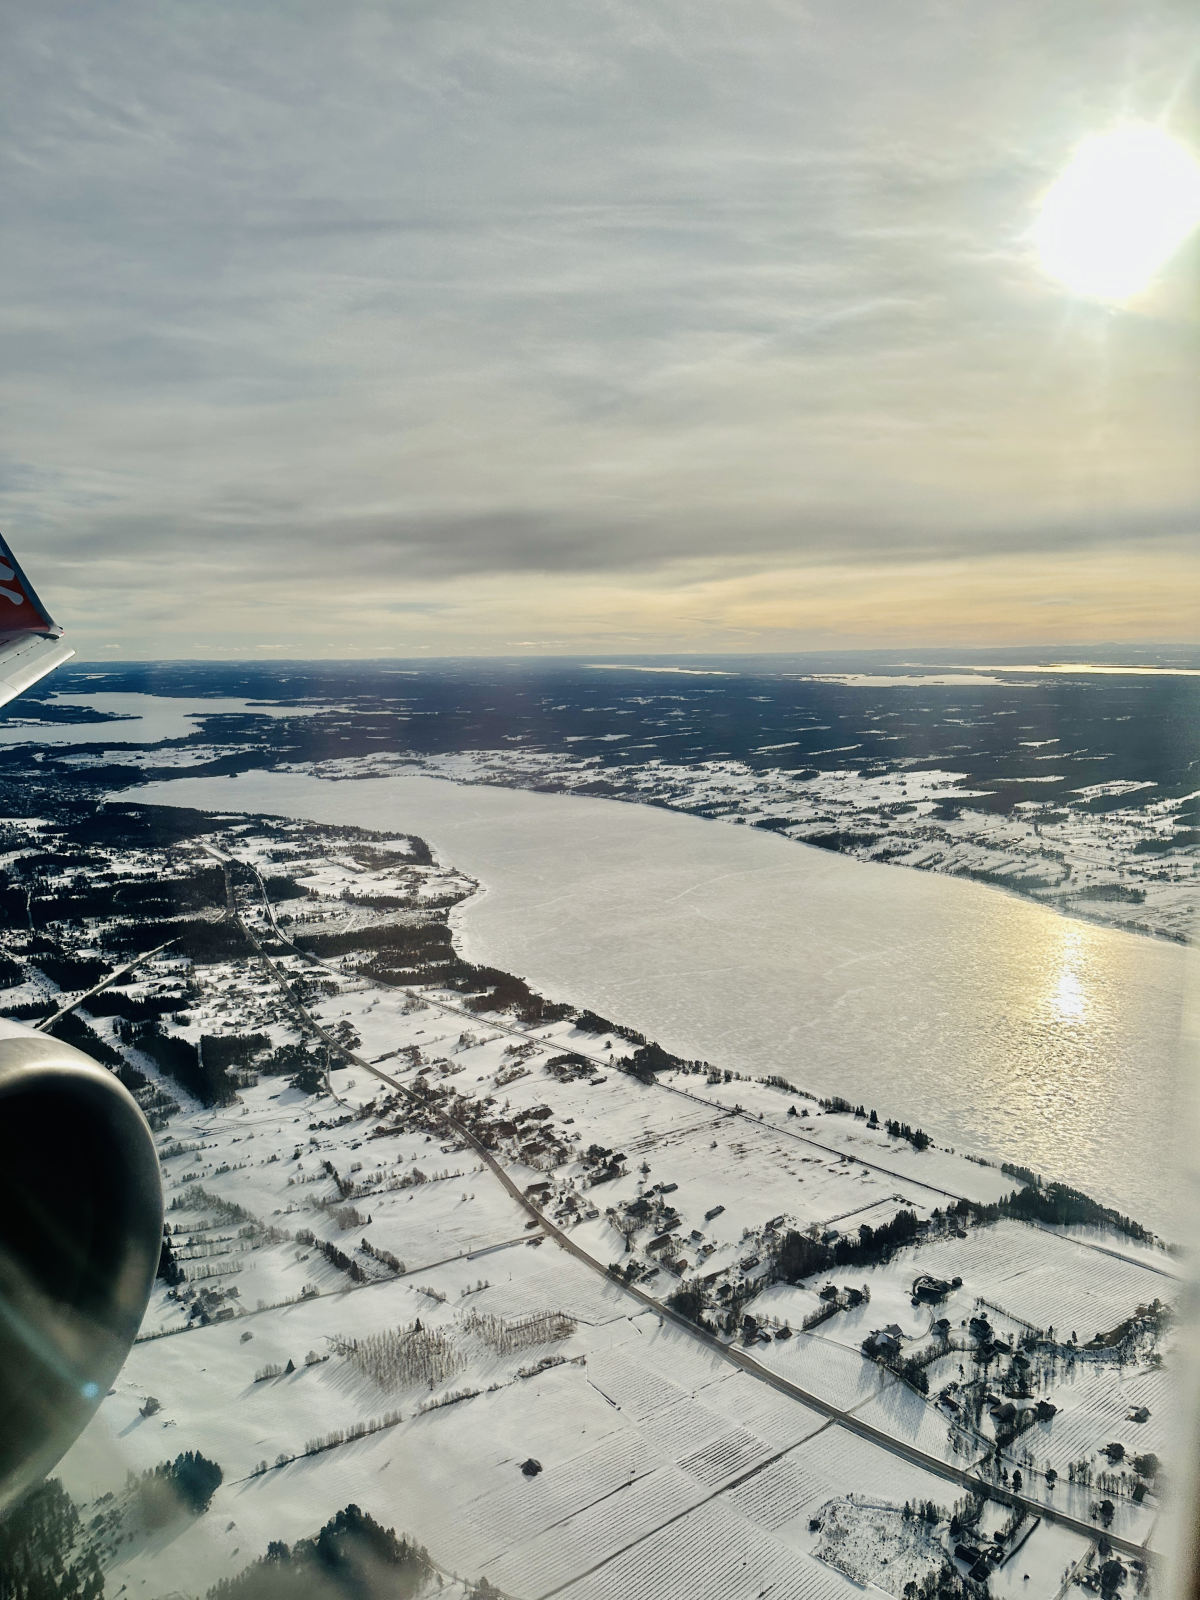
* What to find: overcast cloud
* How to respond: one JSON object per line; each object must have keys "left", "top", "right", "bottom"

{"left": 2, "top": 0, "right": 1197, "bottom": 656}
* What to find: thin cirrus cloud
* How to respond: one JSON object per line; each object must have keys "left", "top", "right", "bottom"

{"left": 1, "top": 0, "right": 1197, "bottom": 656}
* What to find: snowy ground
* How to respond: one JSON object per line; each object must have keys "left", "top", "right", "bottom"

{"left": 6, "top": 804, "right": 1174, "bottom": 1599}
{"left": 137, "top": 769, "right": 1193, "bottom": 1237}
{"left": 290, "top": 745, "right": 1199, "bottom": 945}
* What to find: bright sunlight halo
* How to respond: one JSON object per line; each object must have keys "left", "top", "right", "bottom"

{"left": 1035, "top": 125, "right": 1200, "bottom": 302}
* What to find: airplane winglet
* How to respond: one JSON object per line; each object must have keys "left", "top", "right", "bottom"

{"left": 0, "top": 534, "right": 72, "bottom": 710}
{"left": 0, "top": 530, "right": 61, "bottom": 638}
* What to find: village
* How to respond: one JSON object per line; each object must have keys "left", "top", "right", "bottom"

{"left": 0, "top": 798, "right": 1178, "bottom": 1600}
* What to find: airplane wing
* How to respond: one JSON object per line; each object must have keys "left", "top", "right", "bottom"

{"left": 0, "top": 532, "right": 73, "bottom": 709}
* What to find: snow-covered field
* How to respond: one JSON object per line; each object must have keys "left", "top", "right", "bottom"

{"left": 0, "top": 786, "right": 1166, "bottom": 1599}
{"left": 39, "top": 869, "right": 1173, "bottom": 1597}
{"left": 136, "top": 769, "right": 1193, "bottom": 1235}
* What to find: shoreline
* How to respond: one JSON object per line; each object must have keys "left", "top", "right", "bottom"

{"left": 409, "top": 766, "right": 1191, "bottom": 948}
{"left": 131, "top": 769, "right": 1190, "bottom": 1236}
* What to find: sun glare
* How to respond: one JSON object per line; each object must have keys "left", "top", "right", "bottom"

{"left": 1036, "top": 124, "right": 1200, "bottom": 302}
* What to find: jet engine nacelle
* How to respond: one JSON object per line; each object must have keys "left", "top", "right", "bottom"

{"left": 0, "top": 1019, "right": 163, "bottom": 1511}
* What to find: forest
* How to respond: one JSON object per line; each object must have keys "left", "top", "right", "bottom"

{"left": 0, "top": 1480, "right": 103, "bottom": 1600}
{"left": 204, "top": 1505, "right": 434, "bottom": 1600}
{"left": 776, "top": 1209, "right": 922, "bottom": 1281}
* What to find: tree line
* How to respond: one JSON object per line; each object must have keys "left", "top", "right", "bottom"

{"left": 0, "top": 1479, "right": 104, "bottom": 1600}
{"left": 205, "top": 1505, "right": 432, "bottom": 1600}
{"left": 777, "top": 1209, "right": 921, "bottom": 1281}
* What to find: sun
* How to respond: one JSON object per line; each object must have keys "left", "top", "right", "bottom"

{"left": 1035, "top": 125, "right": 1200, "bottom": 302}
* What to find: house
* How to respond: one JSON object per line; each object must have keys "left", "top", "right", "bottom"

{"left": 912, "top": 1274, "right": 953, "bottom": 1304}
{"left": 647, "top": 1232, "right": 676, "bottom": 1256}
{"left": 956, "top": 1546, "right": 992, "bottom": 1581}
{"left": 525, "top": 1181, "right": 552, "bottom": 1200}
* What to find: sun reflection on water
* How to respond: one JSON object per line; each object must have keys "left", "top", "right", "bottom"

{"left": 1034, "top": 925, "right": 1091, "bottom": 1027}
{"left": 1052, "top": 967, "right": 1085, "bottom": 1023}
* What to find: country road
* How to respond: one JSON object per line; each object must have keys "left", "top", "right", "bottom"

{"left": 197, "top": 848, "right": 1156, "bottom": 1566}
{"left": 238, "top": 846, "right": 1179, "bottom": 1282}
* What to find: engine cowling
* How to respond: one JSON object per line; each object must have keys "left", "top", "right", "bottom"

{"left": 0, "top": 1019, "right": 163, "bottom": 1511}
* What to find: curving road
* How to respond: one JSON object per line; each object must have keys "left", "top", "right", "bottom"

{"left": 202, "top": 851, "right": 1156, "bottom": 1565}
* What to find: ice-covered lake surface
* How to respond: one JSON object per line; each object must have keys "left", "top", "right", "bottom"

{"left": 0, "top": 693, "right": 329, "bottom": 745}
{"left": 137, "top": 770, "right": 1191, "bottom": 1235}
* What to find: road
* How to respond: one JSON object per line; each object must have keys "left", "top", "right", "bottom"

{"left": 136, "top": 1233, "right": 533, "bottom": 1342}
{"left": 35, "top": 937, "right": 180, "bottom": 1033}
{"left": 241, "top": 850, "right": 1180, "bottom": 1282}
{"left": 204, "top": 852, "right": 1155, "bottom": 1564}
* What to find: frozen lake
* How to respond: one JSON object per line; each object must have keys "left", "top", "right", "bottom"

{"left": 138, "top": 770, "right": 1190, "bottom": 1234}
{"left": 0, "top": 693, "right": 328, "bottom": 746}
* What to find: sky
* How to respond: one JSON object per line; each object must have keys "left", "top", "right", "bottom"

{"left": 2, "top": 0, "right": 1198, "bottom": 659}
